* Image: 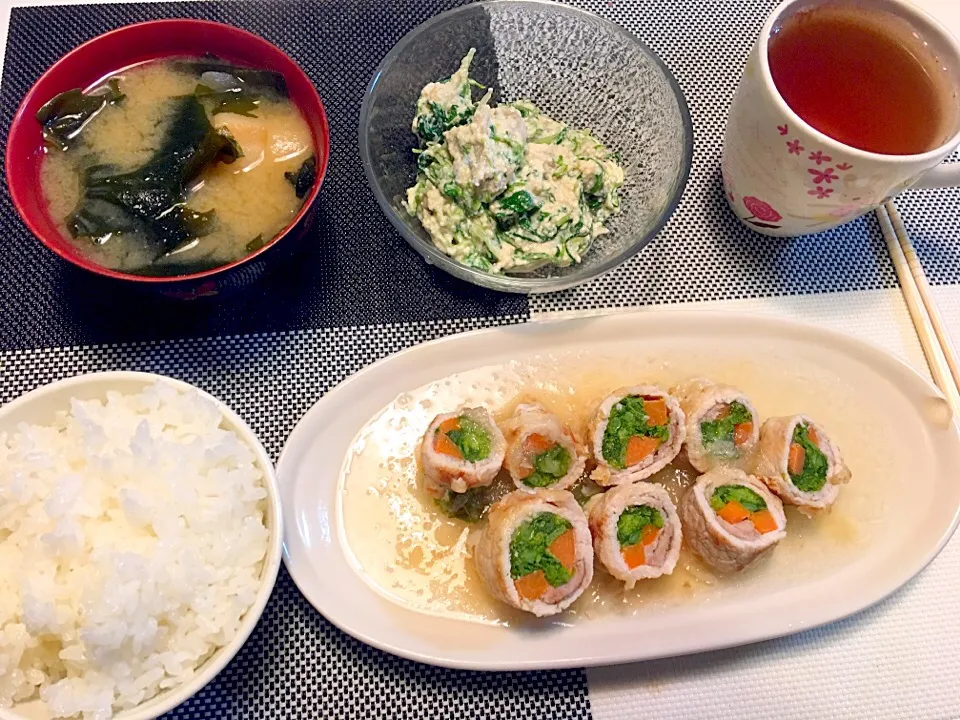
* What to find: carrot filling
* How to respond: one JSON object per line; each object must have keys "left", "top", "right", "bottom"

{"left": 438, "top": 417, "right": 460, "bottom": 434}
{"left": 709, "top": 484, "right": 778, "bottom": 534}
{"left": 643, "top": 398, "right": 668, "bottom": 427}
{"left": 548, "top": 529, "right": 576, "bottom": 569}
{"left": 514, "top": 570, "right": 549, "bottom": 601}
{"left": 432, "top": 414, "right": 491, "bottom": 462}
{"left": 750, "top": 508, "right": 778, "bottom": 534}
{"left": 601, "top": 395, "right": 670, "bottom": 469}
{"left": 524, "top": 433, "right": 553, "bottom": 455}
{"left": 617, "top": 504, "right": 665, "bottom": 569}
{"left": 733, "top": 421, "right": 753, "bottom": 447}
{"left": 789, "top": 422, "right": 829, "bottom": 492}
{"left": 787, "top": 442, "right": 805, "bottom": 476}
{"left": 520, "top": 434, "right": 573, "bottom": 489}
{"left": 717, "top": 500, "right": 749, "bottom": 525}
{"left": 621, "top": 543, "right": 647, "bottom": 570}
{"left": 700, "top": 400, "right": 753, "bottom": 456}
{"left": 434, "top": 432, "right": 462, "bottom": 458}
{"left": 624, "top": 435, "right": 661, "bottom": 466}
{"left": 510, "top": 513, "right": 575, "bottom": 602}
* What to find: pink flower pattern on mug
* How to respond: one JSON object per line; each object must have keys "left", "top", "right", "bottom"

{"left": 808, "top": 167, "right": 839, "bottom": 184}
{"left": 808, "top": 150, "right": 832, "bottom": 165}
{"left": 742, "top": 196, "right": 782, "bottom": 229}
{"left": 836, "top": 162, "right": 853, "bottom": 171}
{"left": 808, "top": 186, "right": 834, "bottom": 199}
{"left": 777, "top": 124, "right": 788, "bottom": 135}
{"left": 786, "top": 139, "right": 804, "bottom": 155}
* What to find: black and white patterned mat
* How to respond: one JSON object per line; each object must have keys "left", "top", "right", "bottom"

{"left": 0, "top": 316, "right": 582, "bottom": 720}
{"left": 5, "top": 0, "right": 958, "bottom": 352}
{"left": 0, "top": 0, "right": 526, "bottom": 351}
{"left": 2, "top": 0, "right": 959, "bottom": 718}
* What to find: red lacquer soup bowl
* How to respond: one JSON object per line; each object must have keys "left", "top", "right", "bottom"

{"left": 5, "top": 19, "right": 330, "bottom": 297}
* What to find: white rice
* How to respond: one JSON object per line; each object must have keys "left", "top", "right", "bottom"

{"left": 0, "top": 382, "right": 269, "bottom": 719}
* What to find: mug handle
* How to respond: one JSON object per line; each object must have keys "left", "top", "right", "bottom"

{"left": 913, "top": 160, "right": 960, "bottom": 188}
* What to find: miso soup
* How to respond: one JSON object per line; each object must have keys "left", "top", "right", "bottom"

{"left": 36, "top": 56, "right": 317, "bottom": 276}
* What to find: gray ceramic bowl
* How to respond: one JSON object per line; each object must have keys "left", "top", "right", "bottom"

{"left": 359, "top": 0, "right": 693, "bottom": 294}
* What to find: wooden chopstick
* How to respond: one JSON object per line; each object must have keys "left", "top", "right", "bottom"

{"left": 877, "top": 202, "right": 960, "bottom": 416}
{"left": 885, "top": 202, "right": 960, "bottom": 395}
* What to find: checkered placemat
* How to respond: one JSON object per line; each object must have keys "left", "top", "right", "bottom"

{"left": 2, "top": 0, "right": 959, "bottom": 718}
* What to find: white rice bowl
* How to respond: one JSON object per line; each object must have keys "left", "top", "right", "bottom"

{"left": 0, "top": 373, "right": 282, "bottom": 720}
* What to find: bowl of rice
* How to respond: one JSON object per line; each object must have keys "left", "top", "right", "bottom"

{"left": 0, "top": 373, "right": 283, "bottom": 720}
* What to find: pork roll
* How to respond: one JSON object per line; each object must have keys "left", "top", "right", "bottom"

{"left": 679, "top": 468, "right": 786, "bottom": 572}
{"left": 420, "top": 407, "right": 506, "bottom": 497}
{"left": 673, "top": 378, "right": 759, "bottom": 472}
{"left": 474, "top": 489, "right": 593, "bottom": 617}
{"left": 586, "top": 482, "right": 682, "bottom": 588}
{"left": 754, "top": 414, "right": 851, "bottom": 513}
{"left": 502, "top": 403, "right": 586, "bottom": 492}
{"left": 589, "top": 386, "right": 685, "bottom": 486}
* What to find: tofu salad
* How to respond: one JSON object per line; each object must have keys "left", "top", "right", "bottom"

{"left": 404, "top": 49, "right": 625, "bottom": 274}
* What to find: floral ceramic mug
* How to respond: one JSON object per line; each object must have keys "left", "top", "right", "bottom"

{"left": 722, "top": 0, "right": 960, "bottom": 236}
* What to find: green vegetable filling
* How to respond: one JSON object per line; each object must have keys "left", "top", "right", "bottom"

{"left": 601, "top": 396, "right": 669, "bottom": 469}
{"left": 616, "top": 505, "right": 664, "bottom": 548}
{"left": 708, "top": 484, "right": 767, "bottom": 513}
{"left": 441, "top": 415, "right": 491, "bottom": 462}
{"left": 509, "top": 512, "right": 574, "bottom": 587}
{"left": 522, "top": 444, "right": 572, "bottom": 488}
{"left": 790, "top": 424, "right": 829, "bottom": 492}
{"left": 699, "top": 401, "right": 753, "bottom": 455}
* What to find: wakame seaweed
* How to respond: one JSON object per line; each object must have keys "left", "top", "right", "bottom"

{"left": 66, "top": 95, "right": 242, "bottom": 258}
{"left": 182, "top": 56, "right": 290, "bottom": 121}
{"left": 173, "top": 57, "right": 289, "bottom": 98}
{"left": 285, "top": 155, "right": 317, "bottom": 199}
{"left": 194, "top": 84, "right": 260, "bottom": 118}
{"left": 435, "top": 486, "right": 492, "bottom": 523}
{"left": 36, "top": 79, "right": 125, "bottom": 151}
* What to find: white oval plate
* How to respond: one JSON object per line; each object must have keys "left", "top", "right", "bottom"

{"left": 278, "top": 312, "right": 960, "bottom": 670}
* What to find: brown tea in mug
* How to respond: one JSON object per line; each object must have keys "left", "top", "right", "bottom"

{"left": 768, "top": 4, "right": 949, "bottom": 155}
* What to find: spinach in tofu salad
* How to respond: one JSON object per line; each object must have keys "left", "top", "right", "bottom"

{"left": 404, "top": 49, "right": 625, "bottom": 274}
